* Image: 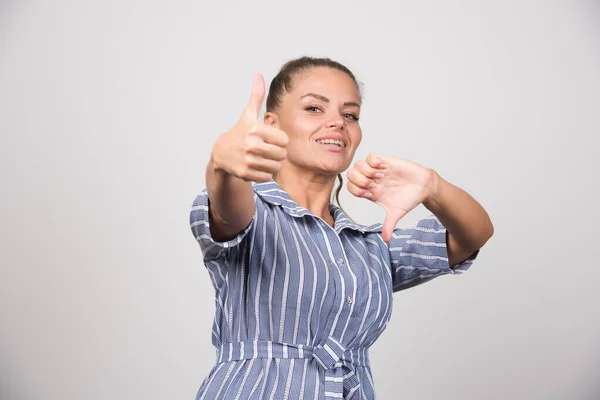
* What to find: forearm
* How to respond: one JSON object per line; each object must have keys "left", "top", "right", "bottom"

{"left": 423, "top": 170, "right": 494, "bottom": 250}
{"left": 205, "top": 156, "right": 255, "bottom": 231}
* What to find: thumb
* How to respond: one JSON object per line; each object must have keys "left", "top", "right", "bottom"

{"left": 381, "top": 209, "right": 407, "bottom": 244}
{"left": 244, "top": 72, "right": 266, "bottom": 120}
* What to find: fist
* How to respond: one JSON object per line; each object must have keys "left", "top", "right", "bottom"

{"left": 211, "top": 73, "right": 289, "bottom": 182}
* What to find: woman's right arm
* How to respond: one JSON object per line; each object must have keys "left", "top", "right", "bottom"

{"left": 205, "top": 159, "right": 254, "bottom": 242}
{"left": 206, "top": 73, "right": 288, "bottom": 242}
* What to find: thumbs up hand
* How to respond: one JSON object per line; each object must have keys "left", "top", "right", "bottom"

{"left": 211, "top": 73, "right": 289, "bottom": 182}
{"left": 346, "top": 154, "right": 437, "bottom": 244}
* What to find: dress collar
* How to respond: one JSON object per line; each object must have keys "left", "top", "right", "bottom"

{"left": 253, "top": 180, "right": 382, "bottom": 234}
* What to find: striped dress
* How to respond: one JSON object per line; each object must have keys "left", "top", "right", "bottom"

{"left": 189, "top": 180, "right": 478, "bottom": 399}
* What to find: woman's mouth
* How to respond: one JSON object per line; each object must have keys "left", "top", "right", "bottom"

{"left": 315, "top": 139, "right": 346, "bottom": 148}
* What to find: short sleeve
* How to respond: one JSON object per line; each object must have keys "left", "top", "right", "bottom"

{"left": 389, "top": 214, "right": 479, "bottom": 292}
{"left": 189, "top": 189, "right": 256, "bottom": 262}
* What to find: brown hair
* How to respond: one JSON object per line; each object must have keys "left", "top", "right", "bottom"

{"left": 267, "top": 56, "right": 363, "bottom": 218}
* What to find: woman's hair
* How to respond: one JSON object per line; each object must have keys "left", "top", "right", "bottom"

{"left": 267, "top": 56, "right": 362, "bottom": 218}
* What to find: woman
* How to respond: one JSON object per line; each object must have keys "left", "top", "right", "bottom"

{"left": 190, "top": 57, "right": 493, "bottom": 399}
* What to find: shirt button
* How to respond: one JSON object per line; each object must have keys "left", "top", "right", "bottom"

{"left": 346, "top": 296, "right": 353, "bottom": 304}
{"left": 337, "top": 259, "right": 344, "bottom": 266}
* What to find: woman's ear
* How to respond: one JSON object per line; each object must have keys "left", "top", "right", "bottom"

{"left": 263, "top": 112, "right": 278, "bottom": 127}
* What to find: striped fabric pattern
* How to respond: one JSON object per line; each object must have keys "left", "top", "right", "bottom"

{"left": 190, "top": 180, "right": 478, "bottom": 399}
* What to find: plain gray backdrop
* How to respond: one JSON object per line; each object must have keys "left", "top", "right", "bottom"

{"left": 1, "top": 0, "right": 599, "bottom": 399}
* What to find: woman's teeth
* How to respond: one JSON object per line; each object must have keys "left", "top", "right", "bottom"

{"left": 316, "top": 139, "right": 346, "bottom": 148}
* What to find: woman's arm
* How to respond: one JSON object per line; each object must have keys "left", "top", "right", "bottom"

{"left": 423, "top": 171, "right": 494, "bottom": 267}
{"left": 205, "top": 73, "right": 288, "bottom": 242}
{"left": 205, "top": 157, "right": 255, "bottom": 242}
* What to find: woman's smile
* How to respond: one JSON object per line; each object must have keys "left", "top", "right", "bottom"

{"left": 315, "top": 134, "right": 348, "bottom": 153}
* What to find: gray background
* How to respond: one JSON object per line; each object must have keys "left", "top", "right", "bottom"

{"left": 1, "top": 0, "right": 599, "bottom": 399}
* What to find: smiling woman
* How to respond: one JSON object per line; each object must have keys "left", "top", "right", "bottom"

{"left": 265, "top": 59, "right": 364, "bottom": 221}
{"left": 190, "top": 56, "right": 492, "bottom": 399}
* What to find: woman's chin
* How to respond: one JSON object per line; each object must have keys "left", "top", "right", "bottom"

{"left": 316, "top": 162, "right": 350, "bottom": 176}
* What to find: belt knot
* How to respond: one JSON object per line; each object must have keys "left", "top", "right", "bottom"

{"left": 310, "top": 337, "right": 361, "bottom": 400}
{"left": 312, "top": 336, "right": 346, "bottom": 369}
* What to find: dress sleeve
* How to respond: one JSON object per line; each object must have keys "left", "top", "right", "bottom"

{"left": 389, "top": 214, "right": 479, "bottom": 292}
{"left": 189, "top": 189, "right": 257, "bottom": 262}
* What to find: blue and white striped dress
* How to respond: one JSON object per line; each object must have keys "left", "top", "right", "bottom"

{"left": 189, "top": 180, "right": 478, "bottom": 399}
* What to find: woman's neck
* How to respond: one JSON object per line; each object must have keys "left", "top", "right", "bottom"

{"left": 275, "top": 168, "right": 336, "bottom": 225}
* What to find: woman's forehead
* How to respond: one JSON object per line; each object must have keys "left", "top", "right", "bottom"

{"left": 290, "top": 68, "right": 360, "bottom": 103}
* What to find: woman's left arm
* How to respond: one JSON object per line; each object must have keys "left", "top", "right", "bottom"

{"left": 347, "top": 154, "right": 494, "bottom": 267}
{"left": 423, "top": 170, "right": 494, "bottom": 268}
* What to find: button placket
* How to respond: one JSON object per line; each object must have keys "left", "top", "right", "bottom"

{"left": 320, "top": 259, "right": 341, "bottom": 336}
{"left": 319, "top": 219, "right": 355, "bottom": 346}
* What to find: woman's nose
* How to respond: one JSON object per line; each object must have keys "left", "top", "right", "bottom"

{"left": 327, "top": 116, "right": 345, "bottom": 129}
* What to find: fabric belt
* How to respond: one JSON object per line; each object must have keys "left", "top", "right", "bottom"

{"left": 216, "top": 338, "right": 370, "bottom": 400}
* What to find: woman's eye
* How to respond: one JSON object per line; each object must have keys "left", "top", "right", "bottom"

{"left": 306, "top": 107, "right": 359, "bottom": 121}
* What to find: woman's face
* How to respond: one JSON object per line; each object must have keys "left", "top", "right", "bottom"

{"left": 266, "top": 67, "right": 362, "bottom": 177}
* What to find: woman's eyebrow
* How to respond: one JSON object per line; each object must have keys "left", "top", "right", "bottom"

{"left": 300, "top": 93, "right": 361, "bottom": 108}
